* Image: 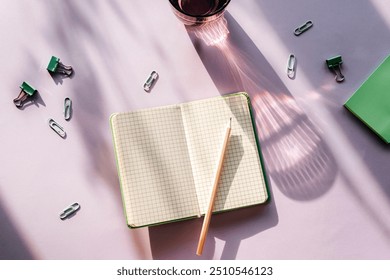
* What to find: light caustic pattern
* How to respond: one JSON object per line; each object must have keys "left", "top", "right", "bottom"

{"left": 192, "top": 17, "right": 230, "bottom": 46}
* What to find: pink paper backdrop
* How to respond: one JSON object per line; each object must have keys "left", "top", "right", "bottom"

{"left": 1, "top": 0, "right": 389, "bottom": 259}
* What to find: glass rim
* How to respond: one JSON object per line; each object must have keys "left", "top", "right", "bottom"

{"left": 168, "top": 0, "right": 231, "bottom": 18}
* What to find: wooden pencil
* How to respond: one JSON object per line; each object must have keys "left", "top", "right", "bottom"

{"left": 196, "top": 118, "right": 232, "bottom": 256}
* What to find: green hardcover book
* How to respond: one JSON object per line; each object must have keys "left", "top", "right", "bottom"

{"left": 110, "top": 93, "right": 269, "bottom": 228}
{"left": 344, "top": 55, "right": 390, "bottom": 143}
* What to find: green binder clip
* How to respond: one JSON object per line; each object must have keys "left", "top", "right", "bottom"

{"left": 47, "top": 56, "right": 73, "bottom": 77}
{"left": 326, "top": 55, "right": 345, "bottom": 82}
{"left": 13, "top": 81, "right": 37, "bottom": 108}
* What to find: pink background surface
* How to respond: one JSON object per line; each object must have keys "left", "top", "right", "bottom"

{"left": 1, "top": 0, "right": 390, "bottom": 259}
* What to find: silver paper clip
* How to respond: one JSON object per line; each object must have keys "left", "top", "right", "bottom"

{"left": 294, "top": 20, "right": 313, "bottom": 36}
{"left": 287, "top": 54, "right": 296, "bottom": 79}
{"left": 143, "top": 71, "right": 159, "bottom": 92}
{"left": 64, "top": 97, "right": 72, "bottom": 121}
{"left": 60, "top": 202, "right": 80, "bottom": 220}
{"left": 48, "top": 118, "right": 66, "bottom": 138}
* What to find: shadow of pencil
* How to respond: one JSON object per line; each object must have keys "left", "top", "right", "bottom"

{"left": 149, "top": 218, "right": 208, "bottom": 260}
{"left": 211, "top": 200, "right": 275, "bottom": 260}
{"left": 148, "top": 186, "right": 277, "bottom": 259}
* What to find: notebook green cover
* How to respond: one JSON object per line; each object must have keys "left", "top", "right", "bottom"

{"left": 344, "top": 55, "right": 390, "bottom": 143}
{"left": 110, "top": 93, "right": 269, "bottom": 228}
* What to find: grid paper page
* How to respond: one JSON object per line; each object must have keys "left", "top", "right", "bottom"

{"left": 111, "top": 106, "right": 200, "bottom": 227}
{"left": 181, "top": 94, "right": 268, "bottom": 214}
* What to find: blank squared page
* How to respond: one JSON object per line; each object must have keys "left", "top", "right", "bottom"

{"left": 111, "top": 106, "right": 200, "bottom": 227}
{"left": 181, "top": 94, "right": 268, "bottom": 214}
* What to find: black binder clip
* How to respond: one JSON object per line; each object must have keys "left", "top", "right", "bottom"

{"left": 47, "top": 56, "right": 73, "bottom": 77}
{"left": 13, "top": 81, "right": 37, "bottom": 108}
{"left": 326, "top": 55, "right": 345, "bottom": 82}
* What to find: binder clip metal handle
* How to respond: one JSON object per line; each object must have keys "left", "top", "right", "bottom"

{"left": 333, "top": 67, "right": 345, "bottom": 82}
{"left": 326, "top": 55, "right": 345, "bottom": 82}
{"left": 13, "top": 81, "right": 37, "bottom": 108}
{"left": 47, "top": 56, "right": 73, "bottom": 77}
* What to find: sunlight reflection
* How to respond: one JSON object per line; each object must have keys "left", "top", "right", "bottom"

{"left": 371, "top": 0, "right": 390, "bottom": 28}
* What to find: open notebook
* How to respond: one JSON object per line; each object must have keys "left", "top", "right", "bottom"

{"left": 110, "top": 93, "right": 269, "bottom": 228}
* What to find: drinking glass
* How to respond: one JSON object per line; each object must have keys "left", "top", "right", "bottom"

{"left": 168, "top": 0, "right": 231, "bottom": 26}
